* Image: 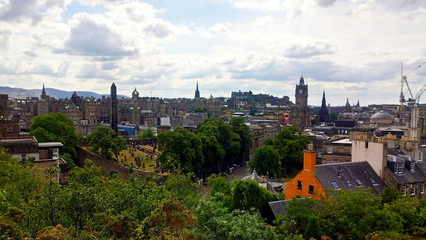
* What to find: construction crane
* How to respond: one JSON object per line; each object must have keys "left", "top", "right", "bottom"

{"left": 398, "top": 62, "right": 426, "bottom": 155}
{"left": 399, "top": 62, "right": 426, "bottom": 109}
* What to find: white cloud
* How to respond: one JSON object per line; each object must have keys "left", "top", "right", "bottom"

{"left": 0, "top": 0, "right": 425, "bottom": 105}
{"left": 285, "top": 42, "right": 337, "bottom": 58}
{"left": 61, "top": 13, "right": 136, "bottom": 57}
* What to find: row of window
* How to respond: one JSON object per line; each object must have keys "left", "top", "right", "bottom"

{"left": 297, "top": 180, "right": 315, "bottom": 194}
{"left": 401, "top": 183, "right": 425, "bottom": 196}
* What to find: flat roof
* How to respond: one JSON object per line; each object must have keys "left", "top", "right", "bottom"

{"left": 0, "top": 137, "right": 37, "bottom": 143}
{"left": 38, "top": 142, "right": 63, "bottom": 148}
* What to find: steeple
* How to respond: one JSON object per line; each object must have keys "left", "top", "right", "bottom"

{"left": 299, "top": 75, "right": 305, "bottom": 85}
{"left": 344, "top": 98, "right": 352, "bottom": 112}
{"left": 321, "top": 91, "right": 326, "bottom": 108}
{"left": 41, "top": 83, "right": 47, "bottom": 99}
{"left": 195, "top": 81, "right": 200, "bottom": 100}
{"left": 319, "top": 90, "right": 329, "bottom": 123}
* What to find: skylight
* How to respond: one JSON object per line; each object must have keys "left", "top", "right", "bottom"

{"left": 331, "top": 181, "right": 340, "bottom": 190}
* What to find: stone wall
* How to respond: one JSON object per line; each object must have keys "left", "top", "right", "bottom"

{"left": 76, "top": 146, "right": 149, "bottom": 179}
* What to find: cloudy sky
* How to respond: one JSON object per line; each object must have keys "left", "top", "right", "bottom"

{"left": 0, "top": 0, "right": 425, "bottom": 106}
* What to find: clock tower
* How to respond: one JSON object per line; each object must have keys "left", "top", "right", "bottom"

{"left": 290, "top": 75, "right": 310, "bottom": 129}
{"left": 295, "top": 75, "right": 308, "bottom": 107}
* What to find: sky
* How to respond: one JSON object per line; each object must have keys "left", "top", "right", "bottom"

{"left": 0, "top": 0, "right": 425, "bottom": 106}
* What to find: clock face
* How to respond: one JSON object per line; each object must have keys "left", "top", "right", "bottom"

{"left": 299, "top": 89, "right": 303, "bottom": 93}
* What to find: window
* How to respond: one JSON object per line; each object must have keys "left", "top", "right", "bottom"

{"left": 331, "top": 181, "right": 340, "bottom": 190}
{"left": 401, "top": 184, "right": 406, "bottom": 196}
{"left": 297, "top": 180, "right": 302, "bottom": 190}
{"left": 394, "top": 162, "right": 404, "bottom": 174}
{"left": 410, "top": 161, "right": 415, "bottom": 173}
{"left": 355, "top": 179, "right": 363, "bottom": 187}
{"left": 309, "top": 185, "right": 314, "bottom": 194}
{"left": 369, "top": 178, "right": 379, "bottom": 186}
{"left": 421, "top": 183, "right": 425, "bottom": 195}
{"left": 411, "top": 184, "right": 416, "bottom": 196}
{"left": 327, "top": 147, "right": 333, "bottom": 154}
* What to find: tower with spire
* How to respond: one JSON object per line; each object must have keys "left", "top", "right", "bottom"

{"left": 195, "top": 81, "right": 200, "bottom": 100}
{"left": 41, "top": 83, "right": 47, "bottom": 99}
{"left": 344, "top": 98, "right": 352, "bottom": 113}
{"left": 319, "top": 91, "right": 329, "bottom": 123}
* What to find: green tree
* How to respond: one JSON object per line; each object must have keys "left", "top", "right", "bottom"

{"left": 87, "top": 126, "right": 127, "bottom": 160}
{"left": 142, "top": 197, "right": 201, "bottom": 240}
{"left": 248, "top": 145, "right": 282, "bottom": 178}
{"left": 272, "top": 126, "right": 310, "bottom": 172}
{"left": 136, "top": 126, "right": 156, "bottom": 139}
{"left": 230, "top": 117, "right": 252, "bottom": 163}
{"left": 231, "top": 179, "right": 278, "bottom": 215}
{"left": 30, "top": 112, "right": 79, "bottom": 159}
{"left": 195, "top": 198, "right": 278, "bottom": 240}
{"left": 157, "top": 127, "right": 203, "bottom": 174}
{"left": 194, "top": 106, "right": 207, "bottom": 113}
{"left": 0, "top": 150, "right": 41, "bottom": 208}
{"left": 59, "top": 160, "right": 106, "bottom": 233}
{"left": 164, "top": 173, "right": 201, "bottom": 210}
{"left": 196, "top": 119, "right": 240, "bottom": 164}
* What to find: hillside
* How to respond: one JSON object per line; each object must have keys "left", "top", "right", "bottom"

{"left": 0, "top": 86, "right": 128, "bottom": 99}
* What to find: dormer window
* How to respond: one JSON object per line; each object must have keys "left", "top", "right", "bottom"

{"left": 394, "top": 162, "right": 403, "bottom": 174}
{"left": 410, "top": 161, "right": 415, "bottom": 173}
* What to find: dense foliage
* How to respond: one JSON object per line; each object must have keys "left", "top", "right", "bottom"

{"left": 280, "top": 189, "right": 426, "bottom": 239}
{"left": 264, "top": 126, "right": 310, "bottom": 172}
{"left": 0, "top": 150, "right": 425, "bottom": 239}
{"left": 87, "top": 126, "right": 128, "bottom": 160}
{"left": 30, "top": 112, "right": 79, "bottom": 160}
{"left": 248, "top": 145, "right": 281, "bottom": 178}
{"left": 157, "top": 117, "right": 249, "bottom": 175}
{"left": 136, "top": 127, "right": 156, "bottom": 140}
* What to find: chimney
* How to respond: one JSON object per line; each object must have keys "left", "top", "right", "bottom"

{"left": 303, "top": 143, "right": 316, "bottom": 172}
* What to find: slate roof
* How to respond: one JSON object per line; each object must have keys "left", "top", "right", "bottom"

{"left": 315, "top": 161, "right": 387, "bottom": 195}
{"left": 384, "top": 165, "right": 426, "bottom": 184}
{"left": 268, "top": 200, "right": 291, "bottom": 219}
{"left": 386, "top": 147, "right": 426, "bottom": 184}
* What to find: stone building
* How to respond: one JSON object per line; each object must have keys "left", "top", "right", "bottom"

{"left": 290, "top": 76, "right": 310, "bottom": 129}
{"left": 0, "top": 94, "right": 8, "bottom": 119}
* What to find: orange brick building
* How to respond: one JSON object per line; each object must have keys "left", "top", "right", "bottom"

{"left": 285, "top": 146, "right": 326, "bottom": 200}
{"left": 285, "top": 145, "right": 387, "bottom": 200}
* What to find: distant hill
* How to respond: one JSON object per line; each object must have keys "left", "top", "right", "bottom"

{"left": 0, "top": 86, "right": 128, "bottom": 99}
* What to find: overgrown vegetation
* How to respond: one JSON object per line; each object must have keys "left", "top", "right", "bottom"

{"left": 0, "top": 149, "right": 425, "bottom": 239}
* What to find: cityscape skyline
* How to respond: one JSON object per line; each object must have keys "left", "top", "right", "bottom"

{"left": 0, "top": 0, "right": 425, "bottom": 105}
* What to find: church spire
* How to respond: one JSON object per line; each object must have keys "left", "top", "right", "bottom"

{"left": 41, "top": 83, "right": 47, "bottom": 99}
{"left": 321, "top": 91, "right": 326, "bottom": 108}
{"left": 195, "top": 81, "right": 200, "bottom": 100}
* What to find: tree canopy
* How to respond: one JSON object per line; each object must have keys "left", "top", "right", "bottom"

{"left": 0, "top": 147, "right": 425, "bottom": 240}
{"left": 87, "top": 126, "right": 127, "bottom": 160}
{"left": 30, "top": 112, "right": 79, "bottom": 159}
{"left": 157, "top": 127, "right": 203, "bottom": 174}
{"left": 136, "top": 126, "right": 156, "bottom": 139}
{"left": 248, "top": 145, "right": 282, "bottom": 178}
{"left": 268, "top": 126, "right": 310, "bottom": 172}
